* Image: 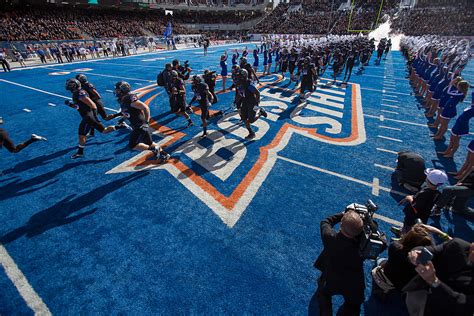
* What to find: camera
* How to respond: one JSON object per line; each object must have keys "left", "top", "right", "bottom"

{"left": 345, "top": 200, "right": 387, "bottom": 260}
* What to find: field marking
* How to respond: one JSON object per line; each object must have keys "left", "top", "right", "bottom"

{"left": 379, "top": 125, "right": 401, "bottom": 131}
{"left": 364, "top": 114, "right": 424, "bottom": 127}
{"left": 376, "top": 148, "right": 398, "bottom": 154}
{"left": 94, "top": 61, "right": 164, "bottom": 69}
{"left": 361, "top": 87, "right": 411, "bottom": 96}
{"left": 381, "top": 110, "right": 399, "bottom": 115}
{"left": 0, "top": 79, "right": 70, "bottom": 100}
{"left": 372, "top": 177, "right": 380, "bottom": 196}
{"left": 382, "top": 99, "right": 399, "bottom": 103}
{"left": 373, "top": 213, "right": 403, "bottom": 226}
{"left": 276, "top": 155, "right": 404, "bottom": 226}
{"left": 8, "top": 42, "right": 246, "bottom": 72}
{"left": 0, "top": 243, "right": 51, "bottom": 315}
{"left": 104, "top": 107, "right": 120, "bottom": 113}
{"left": 47, "top": 66, "right": 154, "bottom": 82}
{"left": 381, "top": 104, "right": 399, "bottom": 109}
{"left": 378, "top": 135, "right": 403, "bottom": 142}
{"left": 374, "top": 163, "right": 396, "bottom": 171}
{"left": 0, "top": 79, "right": 125, "bottom": 115}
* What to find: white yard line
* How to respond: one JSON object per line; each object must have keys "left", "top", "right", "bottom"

{"left": 0, "top": 243, "right": 51, "bottom": 315}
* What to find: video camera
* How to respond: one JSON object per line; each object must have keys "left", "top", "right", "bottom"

{"left": 345, "top": 200, "right": 387, "bottom": 260}
{"left": 203, "top": 70, "right": 217, "bottom": 83}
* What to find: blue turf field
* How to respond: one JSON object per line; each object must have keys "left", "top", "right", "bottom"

{"left": 0, "top": 44, "right": 473, "bottom": 314}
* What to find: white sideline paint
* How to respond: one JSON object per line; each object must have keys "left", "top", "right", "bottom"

{"left": 376, "top": 148, "right": 398, "bottom": 154}
{"left": 374, "top": 163, "right": 396, "bottom": 171}
{"left": 0, "top": 243, "right": 51, "bottom": 315}
{"left": 0, "top": 79, "right": 70, "bottom": 100}
{"left": 378, "top": 135, "right": 403, "bottom": 142}
{"left": 94, "top": 61, "right": 163, "bottom": 69}
{"left": 379, "top": 125, "right": 401, "bottom": 131}
{"left": 9, "top": 42, "right": 246, "bottom": 72}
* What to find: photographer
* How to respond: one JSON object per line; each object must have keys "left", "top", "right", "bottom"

{"left": 406, "top": 238, "right": 474, "bottom": 316}
{"left": 310, "top": 210, "right": 365, "bottom": 316}
{"left": 172, "top": 59, "right": 192, "bottom": 81}
{"left": 391, "top": 168, "right": 447, "bottom": 237}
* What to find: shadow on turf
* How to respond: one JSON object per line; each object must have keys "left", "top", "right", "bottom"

{"left": 0, "top": 158, "right": 112, "bottom": 202}
{"left": 1, "top": 141, "right": 114, "bottom": 176}
{"left": 1, "top": 146, "right": 76, "bottom": 175}
{"left": 0, "top": 172, "right": 149, "bottom": 244}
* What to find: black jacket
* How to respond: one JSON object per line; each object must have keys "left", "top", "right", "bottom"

{"left": 424, "top": 238, "right": 474, "bottom": 316}
{"left": 396, "top": 151, "right": 426, "bottom": 186}
{"left": 315, "top": 213, "right": 365, "bottom": 295}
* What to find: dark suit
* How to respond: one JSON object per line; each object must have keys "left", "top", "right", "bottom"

{"left": 310, "top": 213, "right": 365, "bottom": 316}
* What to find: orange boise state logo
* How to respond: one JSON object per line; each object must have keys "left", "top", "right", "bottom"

{"left": 107, "top": 76, "right": 366, "bottom": 227}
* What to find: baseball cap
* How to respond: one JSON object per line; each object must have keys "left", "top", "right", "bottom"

{"left": 424, "top": 168, "right": 448, "bottom": 186}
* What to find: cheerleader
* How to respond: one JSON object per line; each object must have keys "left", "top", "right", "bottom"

{"left": 274, "top": 47, "right": 280, "bottom": 73}
{"left": 262, "top": 48, "right": 268, "bottom": 76}
{"left": 438, "top": 93, "right": 473, "bottom": 158}
{"left": 267, "top": 48, "right": 273, "bottom": 75}
{"left": 252, "top": 47, "right": 260, "bottom": 74}
{"left": 231, "top": 49, "right": 239, "bottom": 66}
{"left": 450, "top": 140, "right": 474, "bottom": 180}
{"left": 432, "top": 80, "right": 469, "bottom": 140}
{"left": 242, "top": 46, "right": 248, "bottom": 58}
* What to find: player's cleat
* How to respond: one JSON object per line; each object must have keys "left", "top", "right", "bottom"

{"left": 186, "top": 120, "right": 194, "bottom": 128}
{"left": 245, "top": 132, "right": 256, "bottom": 140}
{"left": 259, "top": 108, "right": 268, "bottom": 118}
{"left": 185, "top": 106, "right": 193, "bottom": 114}
{"left": 116, "top": 121, "right": 132, "bottom": 130}
{"left": 31, "top": 134, "right": 48, "bottom": 142}
{"left": 159, "top": 152, "right": 170, "bottom": 162}
{"left": 71, "top": 152, "right": 84, "bottom": 159}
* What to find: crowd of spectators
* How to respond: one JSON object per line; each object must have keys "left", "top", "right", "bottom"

{"left": 0, "top": 7, "right": 192, "bottom": 41}
{"left": 172, "top": 10, "right": 261, "bottom": 24}
{"left": 153, "top": 0, "right": 265, "bottom": 5}
{"left": 392, "top": 8, "right": 474, "bottom": 36}
{"left": 254, "top": 0, "right": 399, "bottom": 34}
{"left": 0, "top": 5, "right": 261, "bottom": 41}
{"left": 1, "top": 0, "right": 474, "bottom": 41}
